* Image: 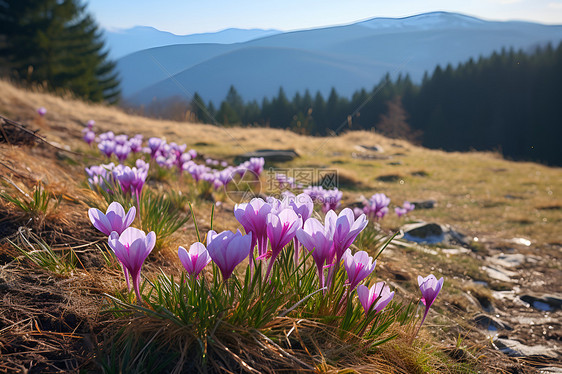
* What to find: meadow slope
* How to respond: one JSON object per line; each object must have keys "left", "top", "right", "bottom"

{"left": 1, "top": 80, "right": 560, "bottom": 373}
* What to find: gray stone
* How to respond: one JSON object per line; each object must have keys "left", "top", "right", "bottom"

{"left": 356, "top": 144, "right": 384, "bottom": 152}
{"left": 441, "top": 248, "right": 471, "bottom": 255}
{"left": 401, "top": 222, "right": 468, "bottom": 246}
{"left": 235, "top": 149, "right": 299, "bottom": 163}
{"left": 410, "top": 200, "right": 436, "bottom": 209}
{"left": 352, "top": 153, "right": 391, "bottom": 160}
{"left": 376, "top": 174, "right": 402, "bottom": 182}
{"left": 402, "top": 222, "right": 444, "bottom": 244}
{"left": 494, "top": 338, "right": 559, "bottom": 359}
{"left": 487, "top": 253, "right": 527, "bottom": 268}
{"left": 411, "top": 170, "right": 429, "bottom": 177}
{"left": 481, "top": 265, "right": 518, "bottom": 283}
{"left": 473, "top": 314, "right": 512, "bottom": 331}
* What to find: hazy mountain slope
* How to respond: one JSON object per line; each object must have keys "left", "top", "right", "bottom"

{"left": 105, "top": 26, "right": 281, "bottom": 59}
{"left": 128, "top": 47, "right": 382, "bottom": 105}
{"left": 117, "top": 44, "right": 238, "bottom": 97}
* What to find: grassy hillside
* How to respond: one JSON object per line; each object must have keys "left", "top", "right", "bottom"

{"left": 1, "top": 80, "right": 560, "bottom": 372}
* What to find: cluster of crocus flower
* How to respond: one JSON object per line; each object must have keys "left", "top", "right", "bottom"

{"left": 87, "top": 130, "right": 268, "bottom": 197}
{"left": 112, "top": 160, "right": 149, "bottom": 199}
{"left": 302, "top": 186, "right": 343, "bottom": 213}
{"left": 85, "top": 159, "right": 149, "bottom": 199}
{"left": 174, "top": 195, "right": 404, "bottom": 318}
{"left": 89, "top": 202, "right": 155, "bottom": 301}
{"left": 89, "top": 131, "right": 144, "bottom": 163}
{"left": 180, "top": 157, "right": 265, "bottom": 191}
{"left": 395, "top": 201, "right": 415, "bottom": 218}
{"left": 358, "top": 193, "right": 391, "bottom": 220}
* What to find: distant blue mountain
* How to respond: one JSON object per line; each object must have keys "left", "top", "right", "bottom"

{"left": 104, "top": 26, "right": 281, "bottom": 59}
{"left": 116, "top": 12, "right": 562, "bottom": 105}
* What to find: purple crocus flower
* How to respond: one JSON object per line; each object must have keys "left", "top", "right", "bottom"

{"left": 245, "top": 157, "right": 265, "bottom": 176}
{"left": 288, "top": 193, "right": 314, "bottom": 222}
{"left": 115, "top": 144, "right": 131, "bottom": 163}
{"left": 206, "top": 230, "right": 253, "bottom": 281}
{"left": 186, "top": 163, "right": 208, "bottom": 182}
{"left": 418, "top": 274, "right": 444, "bottom": 326}
{"left": 396, "top": 201, "right": 415, "bottom": 218}
{"left": 303, "top": 186, "right": 324, "bottom": 202}
{"left": 86, "top": 120, "right": 95, "bottom": 129}
{"left": 147, "top": 137, "right": 164, "bottom": 159}
{"left": 37, "top": 107, "right": 47, "bottom": 116}
{"left": 296, "top": 217, "right": 335, "bottom": 289}
{"left": 357, "top": 282, "right": 395, "bottom": 315}
{"left": 114, "top": 134, "right": 129, "bottom": 146}
{"left": 98, "top": 140, "right": 116, "bottom": 158}
{"left": 136, "top": 159, "right": 149, "bottom": 172}
{"left": 395, "top": 207, "right": 408, "bottom": 217}
{"left": 343, "top": 249, "right": 376, "bottom": 291}
{"left": 98, "top": 131, "right": 115, "bottom": 142}
{"left": 363, "top": 193, "right": 390, "bottom": 220}
{"left": 331, "top": 208, "right": 368, "bottom": 263}
{"left": 287, "top": 193, "right": 314, "bottom": 262}
{"left": 85, "top": 162, "right": 115, "bottom": 190}
{"left": 264, "top": 208, "right": 302, "bottom": 279}
{"left": 321, "top": 188, "right": 343, "bottom": 213}
{"left": 234, "top": 198, "right": 272, "bottom": 256}
{"left": 113, "top": 164, "right": 148, "bottom": 197}
{"left": 403, "top": 201, "right": 415, "bottom": 212}
{"left": 128, "top": 135, "right": 143, "bottom": 153}
{"left": 178, "top": 242, "right": 211, "bottom": 279}
{"left": 88, "top": 202, "right": 136, "bottom": 236}
{"left": 83, "top": 130, "right": 95, "bottom": 145}
{"left": 108, "top": 228, "right": 156, "bottom": 302}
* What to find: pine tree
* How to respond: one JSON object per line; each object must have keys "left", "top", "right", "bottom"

{"left": 0, "top": 0, "right": 120, "bottom": 103}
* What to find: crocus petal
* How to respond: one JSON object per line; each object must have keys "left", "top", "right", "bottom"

{"left": 89, "top": 208, "right": 113, "bottom": 235}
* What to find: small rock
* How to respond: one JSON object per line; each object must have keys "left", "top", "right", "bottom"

{"left": 411, "top": 170, "right": 429, "bottom": 177}
{"left": 402, "top": 222, "right": 444, "bottom": 244}
{"left": 487, "top": 253, "right": 527, "bottom": 268}
{"left": 352, "top": 153, "right": 391, "bottom": 160}
{"left": 401, "top": 222, "right": 469, "bottom": 246}
{"left": 376, "top": 174, "right": 402, "bottom": 182}
{"left": 508, "top": 237, "right": 532, "bottom": 247}
{"left": 357, "top": 144, "right": 384, "bottom": 152}
{"left": 473, "top": 314, "right": 512, "bottom": 331}
{"left": 494, "top": 338, "right": 559, "bottom": 359}
{"left": 481, "top": 265, "right": 518, "bottom": 283}
{"left": 235, "top": 149, "right": 298, "bottom": 163}
{"left": 441, "top": 248, "right": 471, "bottom": 255}
{"left": 410, "top": 200, "right": 436, "bottom": 209}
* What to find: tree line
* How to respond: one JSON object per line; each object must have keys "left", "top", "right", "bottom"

{"left": 189, "top": 42, "right": 562, "bottom": 165}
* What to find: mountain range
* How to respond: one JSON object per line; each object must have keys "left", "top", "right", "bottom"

{"left": 113, "top": 12, "right": 562, "bottom": 106}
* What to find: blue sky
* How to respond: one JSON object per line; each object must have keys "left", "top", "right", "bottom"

{"left": 88, "top": 0, "right": 562, "bottom": 34}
